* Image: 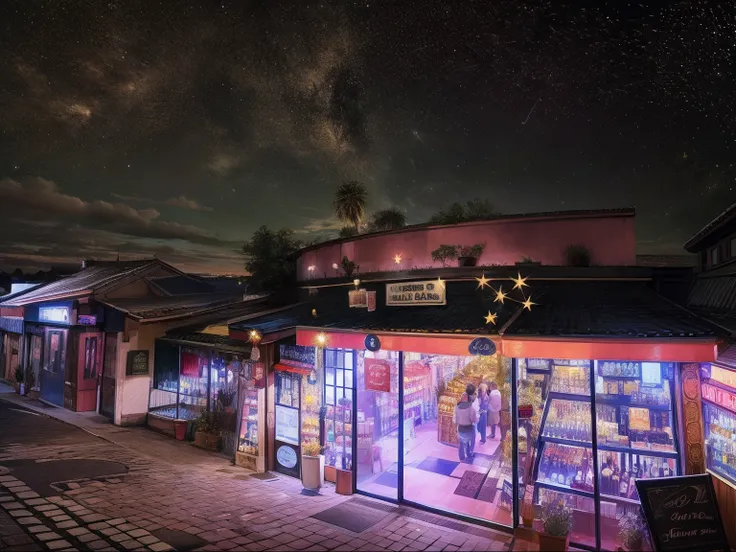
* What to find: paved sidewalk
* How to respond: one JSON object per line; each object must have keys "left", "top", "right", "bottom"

{"left": 0, "top": 385, "right": 529, "bottom": 552}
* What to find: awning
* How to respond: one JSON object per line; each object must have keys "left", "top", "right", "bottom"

{"left": 274, "top": 363, "right": 313, "bottom": 376}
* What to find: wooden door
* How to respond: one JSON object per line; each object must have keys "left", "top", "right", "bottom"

{"left": 75, "top": 332, "right": 102, "bottom": 412}
{"left": 99, "top": 333, "right": 117, "bottom": 419}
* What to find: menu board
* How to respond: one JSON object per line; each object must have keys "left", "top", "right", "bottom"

{"left": 636, "top": 474, "right": 729, "bottom": 552}
{"left": 274, "top": 404, "right": 299, "bottom": 445}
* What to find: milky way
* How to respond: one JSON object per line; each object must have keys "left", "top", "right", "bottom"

{"left": 0, "top": 0, "right": 734, "bottom": 273}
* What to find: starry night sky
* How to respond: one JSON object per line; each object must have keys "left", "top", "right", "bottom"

{"left": 1, "top": 1, "right": 734, "bottom": 274}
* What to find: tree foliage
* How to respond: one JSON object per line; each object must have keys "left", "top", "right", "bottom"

{"left": 242, "top": 226, "right": 302, "bottom": 292}
{"left": 339, "top": 226, "right": 359, "bottom": 239}
{"left": 334, "top": 181, "right": 368, "bottom": 230}
{"left": 429, "top": 198, "right": 498, "bottom": 225}
{"left": 369, "top": 207, "right": 407, "bottom": 232}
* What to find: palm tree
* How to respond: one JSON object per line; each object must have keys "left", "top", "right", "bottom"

{"left": 370, "top": 207, "right": 407, "bottom": 232}
{"left": 334, "top": 181, "right": 368, "bottom": 231}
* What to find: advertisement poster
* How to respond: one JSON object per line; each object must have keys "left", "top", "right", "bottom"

{"left": 365, "top": 359, "right": 391, "bottom": 393}
{"left": 274, "top": 404, "right": 299, "bottom": 445}
{"left": 367, "top": 291, "right": 376, "bottom": 312}
{"left": 348, "top": 289, "right": 367, "bottom": 308}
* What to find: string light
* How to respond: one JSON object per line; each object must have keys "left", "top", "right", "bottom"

{"left": 394, "top": 253, "right": 402, "bottom": 264}
{"left": 494, "top": 286, "right": 507, "bottom": 304}
{"left": 315, "top": 332, "right": 327, "bottom": 346}
{"left": 511, "top": 272, "right": 529, "bottom": 290}
{"left": 249, "top": 330, "right": 262, "bottom": 344}
{"left": 475, "top": 273, "right": 490, "bottom": 289}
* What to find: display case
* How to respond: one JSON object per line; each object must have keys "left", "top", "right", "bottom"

{"left": 323, "top": 349, "right": 354, "bottom": 470}
{"left": 235, "top": 379, "right": 266, "bottom": 472}
{"left": 702, "top": 364, "right": 736, "bottom": 487}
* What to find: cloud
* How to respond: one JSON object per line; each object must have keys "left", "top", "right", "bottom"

{"left": 165, "top": 195, "right": 213, "bottom": 212}
{"left": 207, "top": 153, "right": 242, "bottom": 176}
{"left": 0, "top": 177, "right": 231, "bottom": 247}
{"left": 297, "top": 215, "right": 344, "bottom": 234}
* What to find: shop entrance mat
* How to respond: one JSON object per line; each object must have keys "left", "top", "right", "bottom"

{"left": 250, "top": 472, "right": 279, "bottom": 481}
{"left": 415, "top": 456, "right": 459, "bottom": 476}
{"left": 476, "top": 476, "right": 499, "bottom": 503}
{"left": 311, "top": 501, "right": 390, "bottom": 533}
{"left": 453, "top": 470, "right": 487, "bottom": 498}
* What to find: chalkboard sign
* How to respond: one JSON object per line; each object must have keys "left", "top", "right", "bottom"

{"left": 126, "top": 350, "right": 149, "bottom": 376}
{"left": 279, "top": 344, "right": 315, "bottom": 368}
{"left": 636, "top": 474, "right": 729, "bottom": 552}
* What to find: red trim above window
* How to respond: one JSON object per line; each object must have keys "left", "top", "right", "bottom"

{"left": 274, "top": 363, "right": 312, "bottom": 376}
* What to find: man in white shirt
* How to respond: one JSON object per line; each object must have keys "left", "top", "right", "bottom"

{"left": 489, "top": 381, "right": 502, "bottom": 439}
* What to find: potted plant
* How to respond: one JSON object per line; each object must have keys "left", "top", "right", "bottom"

{"left": 14, "top": 366, "right": 24, "bottom": 395}
{"left": 26, "top": 370, "right": 38, "bottom": 399}
{"left": 431, "top": 244, "right": 458, "bottom": 267}
{"left": 516, "top": 256, "right": 542, "bottom": 267}
{"left": 618, "top": 510, "right": 647, "bottom": 551}
{"left": 538, "top": 500, "right": 572, "bottom": 551}
{"left": 194, "top": 411, "right": 221, "bottom": 451}
{"left": 301, "top": 441, "right": 325, "bottom": 491}
{"left": 457, "top": 244, "right": 485, "bottom": 267}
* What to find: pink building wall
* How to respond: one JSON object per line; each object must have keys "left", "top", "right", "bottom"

{"left": 296, "top": 212, "right": 636, "bottom": 281}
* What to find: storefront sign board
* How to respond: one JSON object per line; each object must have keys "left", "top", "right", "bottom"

{"left": 274, "top": 404, "right": 299, "bottom": 445}
{"left": 77, "top": 315, "right": 97, "bottom": 326}
{"left": 636, "top": 474, "right": 728, "bottom": 552}
{"left": 701, "top": 382, "right": 736, "bottom": 415}
{"left": 468, "top": 337, "right": 496, "bottom": 356}
{"left": 365, "top": 359, "right": 391, "bottom": 392}
{"left": 39, "top": 306, "right": 71, "bottom": 324}
{"left": 364, "top": 334, "right": 381, "bottom": 352}
{"left": 386, "top": 280, "right": 446, "bottom": 306}
{"left": 126, "top": 350, "right": 149, "bottom": 376}
{"left": 279, "top": 344, "right": 315, "bottom": 369}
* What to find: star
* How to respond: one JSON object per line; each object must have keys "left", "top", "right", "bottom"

{"left": 484, "top": 311, "right": 497, "bottom": 325}
{"left": 394, "top": 253, "right": 402, "bottom": 264}
{"left": 522, "top": 297, "right": 536, "bottom": 311}
{"left": 494, "top": 286, "right": 507, "bottom": 304}
{"left": 511, "top": 272, "right": 529, "bottom": 290}
{"left": 476, "top": 273, "right": 490, "bottom": 289}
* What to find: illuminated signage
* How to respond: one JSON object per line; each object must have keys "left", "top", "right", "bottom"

{"left": 709, "top": 365, "right": 736, "bottom": 391}
{"left": 701, "top": 382, "right": 736, "bottom": 415}
{"left": 39, "top": 306, "right": 70, "bottom": 324}
{"left": 468, "top": 337, "right": 496, "bottom": 356}
{"left": 386, "top": 280, "right": 446, "bottom": 306}
{"left": 78, "top": 315, "right": 97, "bottom": 326}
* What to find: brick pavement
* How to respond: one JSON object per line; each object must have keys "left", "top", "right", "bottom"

{"left": 0, "top": 392, "right": 525, "bottom": 552}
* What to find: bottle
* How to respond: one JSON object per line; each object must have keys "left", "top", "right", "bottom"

{"left": 619, "top": 471, "right": 629, "bottom": 497}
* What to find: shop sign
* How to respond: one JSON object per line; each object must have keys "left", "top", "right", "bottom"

{"left": 386, "top": 280, "right": 446, "bottom": 306}
{"left": 77, "top": 314, "right": 97, "bottom": 326}
{"left": 636, "top": 474, "right": 729, "bottom": 552}
{"left": 526, "top": 358, "right": 551, "bottom": 372}
{"left": 279, "top": 344, "right": 315, "bottom": 369}
{"left": 468, "top": 337, "right": 496, "bottom": 356}
{"left": 701, "top": 382, "right": 736, "bottom": 414}
{"left": 349, "top": 289, "right": 368, "bottom": 308}
{"left": 518, "top": 404, "right": 534, "bottom": 419}
{"left": 126, "top": 350, "right": 149, "bottom": 376}
{"left": 276, "top": 445, "right": 298, "bottom": 469}
{"left": 39, "top": 306, "right": 71, "bottom": 324}
{"left": 365, "top": 359, "right": 391, "bottom": 393}
{"left": 274, "top": 404, "right": 299, "bottom": 445}
{"left": 364, "top": 334, "right": 381, "bottom": 352}
{"left": 367, "top": 291, "right": 376, "bottom": 312}
{"left": 709, "top": 365, "right": 736, "bottom": 391}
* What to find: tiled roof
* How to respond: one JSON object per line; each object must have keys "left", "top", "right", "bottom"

{"left": 147, "top": 275, "right": 214, "bottom": 295}
{"left": 505, "top": 281, "right": 724, "bottom": 338}
{"left": 229, "top": 304, "right": 308, "bottom": 335}
{"left": 688, "top": 274, "right": 736, "bottom": 314}
{"left": 0, "top": 260, "right": 161, "bottom": 306}
{"left": 101, "top": 293, "right": 243, "bottom": 320}
{"left": 160, "top": 331, "right": 252, "bottom": 353}
{"left": 684, "top": 203, "right": 736, "bottom": 252}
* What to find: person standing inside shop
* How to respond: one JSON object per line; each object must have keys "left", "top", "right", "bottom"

{"left": 488, "top": 381, "right": 502, "bottom": 439}
{"left": 453, "top": 384, "right": 478, "bottom": 462}
{"left": 476, "top": 383, "right": 490, "bottom": 444}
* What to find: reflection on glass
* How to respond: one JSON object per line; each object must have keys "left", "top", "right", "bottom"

{"left": 704, "top": 403, "right": 736, "bottom": 485}
{"left": 323, "top": 349, "right": 354, "bottom": 470}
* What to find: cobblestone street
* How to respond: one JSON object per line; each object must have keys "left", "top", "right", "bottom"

{"left": 0, "top": 393, "right": 523, "bottom": 552}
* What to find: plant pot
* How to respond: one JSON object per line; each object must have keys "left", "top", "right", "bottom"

{"left": 173, "top": 419, "right": 188, "bottom": 441}
{"left": 324, "top": 465, "right": 337, "bottom": 483}
{"left": 335, "top": 467, "right": 353, "bottom": 495}
{"left": 457, "top": 256, "right": 478, "bottom": 267}
{"left": 301, "top": 454, "right": 325, "bottom": 491}
{"left": 19, "top": 383, "right": 25, "bottom": 395}
{"left": 194, "top": 430, "right": 221, "bottom": 450}
{"left": 538, "top": 532, "right": 570, "bottom": 552}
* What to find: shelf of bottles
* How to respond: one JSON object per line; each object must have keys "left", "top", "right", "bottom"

{"left": 325, "top": 398, "right": 353, "bottom": 470}
{"left": 238, "top": 388, "right": 260, "bottom": 456}
{"left": 704, "top": 402, "right": 736, "bottom": 487}
{"left": 403, "top": 375, "right": 429, "bottom": 425}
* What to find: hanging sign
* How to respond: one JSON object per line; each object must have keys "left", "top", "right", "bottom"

{"left": 126, "top": 350, "right": 149, "bottom": 376}
{"left": 365, "top": 359, "right": 391, "bottom": 393}
{"left": 39, "top": 306, "right": 71, "bottom": 324}
{"left": 636, "top": 474, "right": 729, "bottom": 552}
{"left": 367, "top": 291, "right": 377, "bottom": 312}
{"left": 245, "top": 361, "right": 265, "bottom": 389}
{"left": 701, "top": 382, "right": 736, "bottom": 415}
{"left": 404, "top": 361, "right": 430, "bottom": 377}
{"left": 279, "top": 344, "right": 315, "bottom": 369}
{"left": 468, "top": 337, "right": 496, "bottom": 356}
{"left": 77, "top": 314, "right": 97, "bottom": 326}
{"left": 518, "top": 404, "right": 534, "bottom": 419}
{"left": 349, "top": 289, "right": 368, "bottom": 308}
{"left": 386, "top": 280, "right": 446, "bottom": 306}
{"left": 364, "top": 334, "right": 381, "bottom": 352}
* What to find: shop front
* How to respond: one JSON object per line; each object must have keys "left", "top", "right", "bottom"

{"left": 291, "top": 326, "right": 718, "bottom": 551}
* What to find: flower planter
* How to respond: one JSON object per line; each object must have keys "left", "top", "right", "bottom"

{"left": 301, "top": 454, "right": 325, "bottom": 491}
{"left": 194, "top": 430, "right": 221, "bottom": 451}
{"left": 537, "top": 532, "right": 569, "bottom": 552}
{"left": 457, "top": 256, "right": 478, "bottom": 267}
{"left": 173, "top": 419, "right": 188, "bottom": 441}
{"left": 335, "top": 467, "right": 353, "bottom": 495}
{"left": 324, "top": 465, "right": 337, "bottom": 483}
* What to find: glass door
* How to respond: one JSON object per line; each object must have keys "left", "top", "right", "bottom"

{"left": 356, "top": 350, "right": 399, "bottom": 500}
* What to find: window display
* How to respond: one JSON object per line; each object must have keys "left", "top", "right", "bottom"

{"left": 702, "top": 364, "right": 736, "bottom": 487}
{"left": 323, "top": 349, "right": 354, "bottom": 470}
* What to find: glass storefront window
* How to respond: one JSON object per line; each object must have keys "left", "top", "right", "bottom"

{"left": 323, "top": 349, "right": 353, "bottom": 470}
{"left": 702, "top": 363, "right": 736, "bottom": 487}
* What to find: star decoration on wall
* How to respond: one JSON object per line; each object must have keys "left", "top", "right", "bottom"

{"left": 394, "top": 253, "right": 402, "bottom": 264}
{"left": 478, "top": 272, "right": 537, "bottom": 326}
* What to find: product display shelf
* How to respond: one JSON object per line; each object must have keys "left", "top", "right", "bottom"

{"left": 703, "top": 402, "right": 736, "bottom": 487}
{"left": 235, "top": 384, "right": 266, "bottom": 472}
{"left": 325, "top": 399, "right": 353, "bottom": 470}
{"left": 596, "top": 443, "right": 677, "bottom": 458}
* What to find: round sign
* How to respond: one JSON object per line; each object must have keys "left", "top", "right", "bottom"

{"left": 365, "top": 334, "right": 381, "bottom": 352}
{"left": 276, "top": 445, "right": 298, "bottom": 469}
{"left": 468, "top": 337, "right": 496, "bottom": 356}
